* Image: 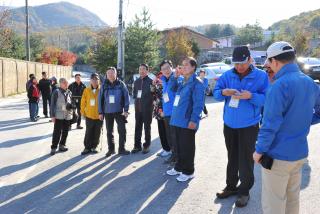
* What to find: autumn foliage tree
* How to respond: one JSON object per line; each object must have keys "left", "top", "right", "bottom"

{"left": 58, "top": 50, "right": 77, "bottom": 66}
{"left": 40, "top": 47, "right": 77, "bottom": 65}
{"left": 164, "top": 30, "right": 194, "bottom": 66}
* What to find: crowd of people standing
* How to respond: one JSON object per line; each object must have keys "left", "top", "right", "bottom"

{"left": 25, "top": 41, "right": 320, "bottom": 214}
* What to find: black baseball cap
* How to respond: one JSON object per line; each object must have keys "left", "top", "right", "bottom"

{"left": 90, "top": 73, "right": 100, "bottom": 80}
{"left": 232, "top": 46, "right": 251, "bottom": 64}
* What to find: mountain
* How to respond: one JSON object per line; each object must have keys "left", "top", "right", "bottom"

{"left": 5, "top": 1, "right": 107, "bottom": 33}
{"left": 269, "top": 9, "right": 320, "bottom": 34}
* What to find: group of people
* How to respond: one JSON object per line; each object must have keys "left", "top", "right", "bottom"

{"left": 29, "top": 40, "right": 320, "bottom": 213}
{"left": 214, "top": 42, "right": 320, "bottom": 213}
{"left": 26, "top": 72, "right": 57, "bottom": 122}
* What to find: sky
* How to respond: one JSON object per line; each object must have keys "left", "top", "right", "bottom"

{"left": 4, "top": 0, "right": 320, "bottom": 29}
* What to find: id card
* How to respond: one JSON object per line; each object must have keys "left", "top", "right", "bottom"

{"left": 61, "top": 104, "right": 66, "bottom": 111}
{"left": 90, "top": 99, "right": 96, "bottom": 106}
{"left": 163, "top": 93, "right": 169, "bottom": 103}
{"left": 109, "top": 95, "right": 115, "bottom": 104}
{"left": 137, "top": 90, "right": 142, "bottom": 98}
{"left": 173, "top": 95, "right": 180, "bottom": 107}
{"left": 229, "top": 96, "right": 239, "bottom": 108}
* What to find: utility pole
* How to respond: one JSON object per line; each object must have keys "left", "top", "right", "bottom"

{"left": 25, "top": 0, "right": 30, "bottom": 61}
{"left": 117, "top": 0, "right": 125, "bottom": 79}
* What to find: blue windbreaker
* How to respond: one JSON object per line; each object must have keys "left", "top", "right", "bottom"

{"left": 214, "top": 65, "right": 269, "bottom": 128}
{"left": 169, "top": 73, "right": 205, "bottom": 130}
{"left": 161, "top": 73, "right": 176, "bottom": 117}
{"left": 256, "top": 63, "right": 320, "bottom": 161}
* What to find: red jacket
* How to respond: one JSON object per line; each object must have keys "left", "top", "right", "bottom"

{"left": 28, "top": 84, "right": 40, "bottom": 103}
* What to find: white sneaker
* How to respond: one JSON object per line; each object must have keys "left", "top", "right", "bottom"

{"left": 166, "top": 168, "right": 181, "bottom": 176}
{"left": 157, "top": 150, "right": 165, "bottom": 157}
{"left": 160, "top": 150, "right": 172, "bottom": 158}
{"left": 176, "top": 173, "right": 194, "bottom": 182}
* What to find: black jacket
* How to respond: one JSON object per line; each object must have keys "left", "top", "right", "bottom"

{"left": 38, "top": 78, "right": 51, "bottom": 97}
{"left": 68, "top": 82, "right": 86, "bottom": 102}
{"left": 133, "top": 76, "right": 154, "bottom": 114}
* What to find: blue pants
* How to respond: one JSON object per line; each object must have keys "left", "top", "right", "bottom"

{"left": 30, "top": 102, "right": 39, "bottom": 120}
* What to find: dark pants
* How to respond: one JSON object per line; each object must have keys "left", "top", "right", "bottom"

{"left": 30, "top": 102, "right": 39, "bottom": 120}
{"left": 157, "top": 119, "right": 170, "bottom": 152}
{"left": 105, "top": 113, "right": 127, "bottom": 151}
{"left": 75, "top": 103, "right": 81, "bottom": 126}
{"left": 51, "top": 119, "right": 70, "bottom": 149}
{"left": 28, "top": 103, "right": 32, "bottom": 119}
{"left": 223, "top": 123, "right": 259, "bottom": 196}
{"left": 84, "top": 117, "right": 103, "bottom": 150}
{"left": 173, "top": 126, "right": 196, "bottom": 175}
{"left": 203, "top": 105, "right": 208, "bottom": 115}
{"left": 134, "top": 111, "right": 152, "bottom": 149}
{"left": 163, "top": 116, "right": 176, "bottom": 158}
{"left": 42, "top": 96, "right": 51, "bottom": 116}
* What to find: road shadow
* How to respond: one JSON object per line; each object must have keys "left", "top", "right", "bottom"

{"left": 0, "top": 134, "right": 52, "bottom": 148}
{"left": 0, "top": 121, "right": 50, "bottom": 132}
{"left": 0, "top": 118, "right": 31, "bottom": 128}
{"left": 0, "top": 102, "right": 29, "bottom": 111}
{"left": 0, "top": 154, "right": 51, "bottom": 177}
{"left": 0, "top": 138, "right": 186, "bottom": 214}
{"left": 214, "top": 164, "right": 262, "bottom": 214}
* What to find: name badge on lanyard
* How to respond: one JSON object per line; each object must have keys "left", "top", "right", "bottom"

{"left": 163, "top": 93, "right": 169, "bottom": 103}
{"left": 229, "top": 96, "right": 240, "bottom": 108}
{"left": 61, "top": 104, "right": 66, "bottom": 111}
{"left": 109, "top": 95, "right": 115, "bottom": 104}
{"left": 137, "top": 90, "right": 142, "bottom": 98}
{"left": 90, "top": 99, "right": 96, "bottom": 106}
{"left": 173, "top": 95, "right": 180, "bottom": 107}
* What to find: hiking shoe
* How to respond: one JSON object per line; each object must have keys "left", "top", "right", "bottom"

{"left": 118, "top": 149, "right": 130, "bottom": 155}
{"left": 216, "top": 187, "right": 238, "bottom": 199}
{"left": 59, "top": 145, "right": 68, "bottom": 152}
{"left": 81, "top": 149, "right": 91, "bottom": 155}
{"left": 50, "top": 149, "right": 56, "bottom": 156}
{"left": 105, "top": 150, "right": 115, "bottom": 158}
{"left": 142, "top": 146, "right": 150, "bottom": 154}
{"left": 176, "top": 173, "right": 194, "bottom": 182}
{"left": 235, "top": 195, "right": 250, "bottom": 208}
{"left": 91, "top": 148, "right": 99, "bottom": 154}
{"left": 166, "top": 168, "right": 181, "bottom": 176}
{"left": 131, "top": 147, "right": 142, "bottom": 154}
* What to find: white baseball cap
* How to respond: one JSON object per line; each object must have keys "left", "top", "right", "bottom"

{"left": 266, "top": 41, "right": 295, "bottom": 59}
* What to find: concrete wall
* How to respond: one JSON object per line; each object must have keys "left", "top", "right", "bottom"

{"left": 0, "top": 57, "right": 72, "bottom": 98}
{"left": 16, "top": 61, "right": 28, "bottom": 93}
{"left": 0, "top": 58, "right": 2, "bottom": 97}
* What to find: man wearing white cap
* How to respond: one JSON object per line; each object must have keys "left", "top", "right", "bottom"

{"left": 253, "top": 41, "right": 320, "bottom": 214}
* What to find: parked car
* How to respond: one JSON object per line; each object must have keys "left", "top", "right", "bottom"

{"left": 252, "top": 56, "right": 267, "bottom": 69}
{"left": 222, "top": 57, "right": 232, "bottom": 65}
{"left": 197, "top": 65, "right": 231, "bottom": 95}
{"left": 200, "top": 62, "right": 228, "bottom": 68}
{"left": 297, "top": 57, "right": 320, "bottom": 81}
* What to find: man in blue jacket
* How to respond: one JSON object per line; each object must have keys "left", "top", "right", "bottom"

{"left": 253, "top": 42, "right": 320, "bottom": 214}
{"left": 158, "top": 60, "right": 177, "bottom": 164}
{"left": 166, "top": 57, "right": 205, "bottom": 182}
{"left": 214, "top": 46, "right": 269, "bottom": 207}
{"left": 98, "top": 67, "right": 130, "bottom": 157}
